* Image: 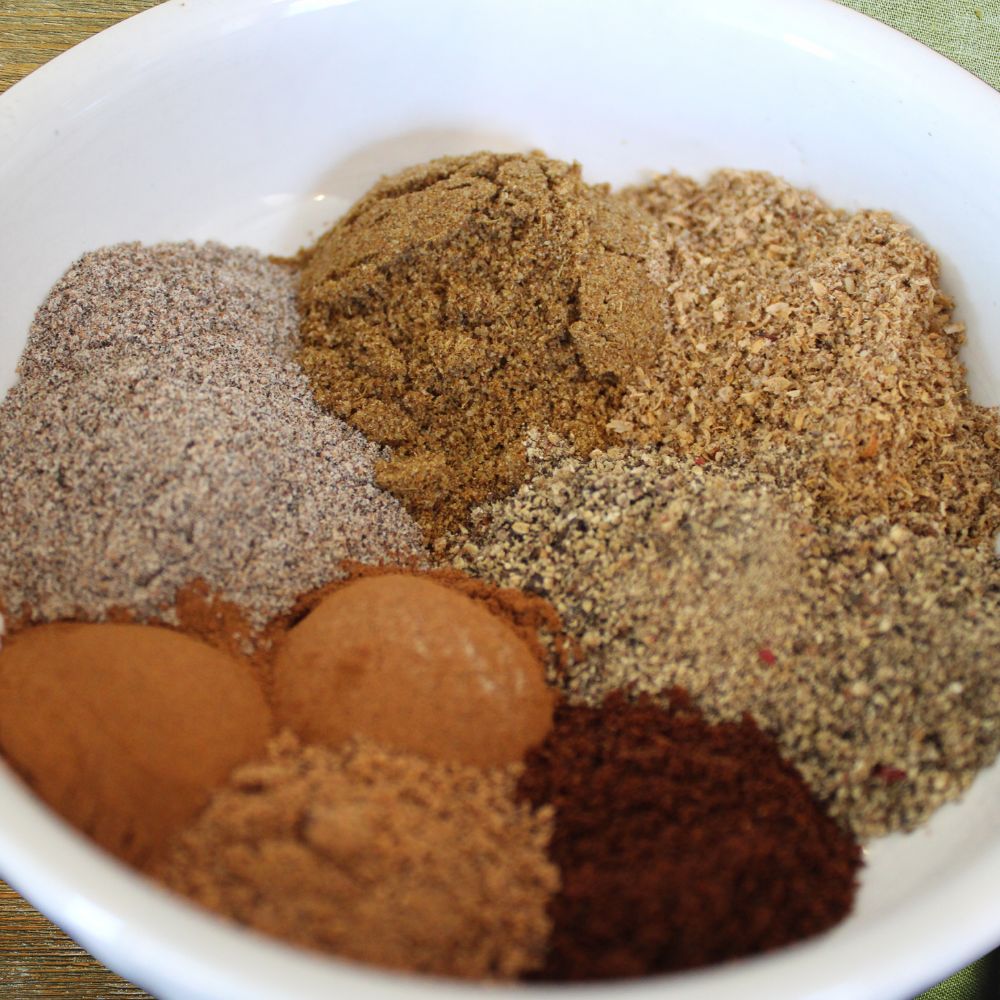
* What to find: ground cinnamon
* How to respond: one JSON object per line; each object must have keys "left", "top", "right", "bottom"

{"left": 272, "top": 573, "right": 554, "bottom": 766}
{"left": 0, "top": 622, "right": 271, "bottom": 867}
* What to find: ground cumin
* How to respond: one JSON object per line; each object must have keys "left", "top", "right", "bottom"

{"left": 298, "top": 151, "right": 667, "bottom": 537}
{"left": 153, "top": 732, "right": 558, "bottom": 981}
{"left": 614, "top": 170, "right": 1000, "bottom": 541}
{"left": 517, "top": 693, "right": 861, "bottom": 981}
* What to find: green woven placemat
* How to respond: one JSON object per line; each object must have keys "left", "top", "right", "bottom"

{"left": 838, "top": 0, "right": 1000, "bottom": 90}
{"left": 913, "top": 954, "right": 994, "bottom": 999}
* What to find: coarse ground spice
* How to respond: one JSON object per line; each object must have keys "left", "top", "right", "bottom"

{"left": 516, "top": 693, "right": 861, "bottom": 981}
{"left": 298, "top": 151, "right": 667, "bottom": 537}
{"left": 614, "top": 170, "right": 1000, "bottom": 543}
{"left": 449, "top": 433, "right": 1000, "bottom": 836}
{"left": 153, "top": 732, "right": 558, "bottom": 981}
{"left": 0, "top": 243, "right": 425, "bottom": 629}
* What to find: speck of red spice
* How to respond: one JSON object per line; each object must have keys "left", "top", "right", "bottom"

{"left": 758, "top": 646, "right": 777, "bottom": 665}
{"left": 873, "top": 764, "right": 908, "bottom": 785}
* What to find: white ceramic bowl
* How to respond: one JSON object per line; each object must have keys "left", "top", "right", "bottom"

{"left": 2, "top": 1, "right": 1000, "bottom": 997}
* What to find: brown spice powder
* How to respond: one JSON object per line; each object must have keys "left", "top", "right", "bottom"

{"left": 271, "top": 572, "right": 555, "bottom": 766}
{"left": 0, "top": 622, "right": 271, "bottom": 868}
{"left": 615, "top": 170, "right": 1000, "bottom": 542}
{"left": 152, "top": 733, "right": 558, "bottom": 981}
{"left": 298, "top": 151, "right": 667, "bottom": 537}
{"left": 264, "top": 560, "right": 573, "bottom": 684}
{"left": 518, "top": 693, "right": 860, "bottom": 981}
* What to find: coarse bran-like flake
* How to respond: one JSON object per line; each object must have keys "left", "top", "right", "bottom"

{"left": 616, "top": 170, "right": 1000, "bottom": 543}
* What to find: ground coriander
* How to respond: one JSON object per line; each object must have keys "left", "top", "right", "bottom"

{"left": 615, "top": 170, "right": 1000, "bottom": 542}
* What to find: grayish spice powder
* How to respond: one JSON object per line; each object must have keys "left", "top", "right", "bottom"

{"left": 446, "top": 433, "right": 1000, "bottom": 838}
{"left": 0, "top": 242, "right": 425, "bottom": 629}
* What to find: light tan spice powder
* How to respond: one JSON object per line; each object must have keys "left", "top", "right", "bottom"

{"left": 615, "top": 170, "right": 1000, "bottom": 542}
{"left": 152, "top": 733, "right": 558, "bottom": 981}
{"left": 298, "top": 151, "right": 667, "bottom": 537}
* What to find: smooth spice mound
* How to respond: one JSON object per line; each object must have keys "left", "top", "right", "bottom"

{"left": 298, "top": 151, "right": 667, "bottom": 536}
{"left": 273, "top": 573, "right": 554, "bottom": 766}
{"left": 615, "top": 170, "right": 1000, "bottom": 541}
{"left": 517, "top": 693, "right": 861, "bottom": 981}
{"left": 0, "top": 622, "right": 271, "bottom": 868}
{"left": 451, "top": 434, "right": 1000, "bottom": 837}
{"left": 153, "top": 733, "right": 558, "bottom": 981}
{"left": 0, "top": 243, "right": 425, "bottom": 628}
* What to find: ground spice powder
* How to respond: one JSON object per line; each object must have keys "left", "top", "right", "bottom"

{"left": 271, "top": 572, "right": 555, "bottom": 766}
{"left": 517, "top": 693, "right": 861, "bottom": 981}
{"left": 153, "top": 732, "right": 558, "bottom": 981}
{"left": 298, "top": 151, "right": 667, "bottom": 537}
{"left": 451, "top": 434, "right": 1000, "bottom": 837}
{"left": 615, "top": 170, "right": 1000, "bottom": 542}
{"left": 0, "top": 243, "right": 425, "bottom": 629}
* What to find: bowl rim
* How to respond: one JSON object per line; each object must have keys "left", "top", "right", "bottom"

{"left": 1, "top": 1, "right": 1000, "bottom": 998}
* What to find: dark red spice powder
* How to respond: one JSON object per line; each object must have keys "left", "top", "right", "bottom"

{"left": 517, "top": 691, "right": 862, "bottom": 981}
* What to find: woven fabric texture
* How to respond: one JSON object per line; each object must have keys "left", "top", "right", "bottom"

{"left": 838, "top": 0, "right": 1000, "bottom": 89}
{"left": 914, "top": 955, "right": 990, "bottom": 999}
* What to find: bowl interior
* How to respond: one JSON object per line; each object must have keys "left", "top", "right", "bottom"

{"left": 1, "top": 1, "right": 1000, "bottom": 998}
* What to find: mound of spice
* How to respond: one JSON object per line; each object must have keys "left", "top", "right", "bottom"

{"left": 517, "top": 693, "right": 861, "bottom": 981}
{"left": 450, "top": 433, "right": 1000, "bottom": 836}
{"left": 273, "top": 572, "right": 555, "bottom": 766}
{"left": 298, "top": 151, "right": 667, "bottom": 536}
{"left": 153, "top": 732, "right": 558, "bottom": 981}
{"left": 0, "top": 622, "right": 271, "bottom": 867}
{"left": 614, "top": 170, "right": 1000, "bottom": 542}
{"left": 0, "top": 243, "right": 425, "bottom": 628}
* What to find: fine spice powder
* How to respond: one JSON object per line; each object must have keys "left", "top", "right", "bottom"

{"left": 516, "top": 693, "right": 861, "bottom": 981}
{"left": 1, "top": 150, "right": 999, "bottom": 984}
{"left": 153, "top": 732, "right": 559, "bottom": 981}
{"left": 298, "top": 152, "right": 667, "bottom": 537}
{"left": 0, "top": 243, "right": 425, "bottom": 629}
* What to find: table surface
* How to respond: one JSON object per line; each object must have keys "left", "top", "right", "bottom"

{"left": 0, "top": 2, "right": 995, "bottom": 999}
